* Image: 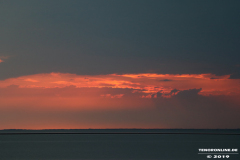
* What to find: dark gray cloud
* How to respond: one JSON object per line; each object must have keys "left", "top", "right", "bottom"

{"left": 229, "top": 73, "right": 240, "bottom": 79}
{"left": 151, "top": 88, "right": 240, "bottom": 128}
{"left": 170, "top": 88, "right": 180, "bottom": 95}
{"left": 0, "top": 0, "right": 240, "bottom": 79}
{"left": 159, "top": 79, "right": 173, "bottom": 82}
{"left": 174, "top": 88, "right": 202, "bottom": 98}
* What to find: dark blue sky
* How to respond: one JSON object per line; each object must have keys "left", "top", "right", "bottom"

{"left": 0, "top": 0, "right": 240, "bottom": 79}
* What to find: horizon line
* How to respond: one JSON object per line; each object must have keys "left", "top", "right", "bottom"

{"left": 1, "top": 128, "right": 240, "bottom": 130}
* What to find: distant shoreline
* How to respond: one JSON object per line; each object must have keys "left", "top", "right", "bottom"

{"left": 1, "top": 129, "right": 240, "bottom": 135}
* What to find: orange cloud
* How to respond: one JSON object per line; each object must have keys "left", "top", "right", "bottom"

{"left": 0, "top": 73, "right": 239, "bottom": 129}
{"left": 0, "top": 72, "right": 239, "bottom": 112}
{"left": 0, "top": 56, "right": 9, "bottom": 63}
{"left": 0, "top": 72, "right": 238, "bottom": 96}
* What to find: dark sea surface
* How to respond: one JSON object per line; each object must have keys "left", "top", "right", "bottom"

{"left": 0, "top": 129, "right": 239, "bottom": 160}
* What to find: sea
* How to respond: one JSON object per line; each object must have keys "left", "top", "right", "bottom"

{"left": 0, "top": 129, "right": 239, "bottom": 160}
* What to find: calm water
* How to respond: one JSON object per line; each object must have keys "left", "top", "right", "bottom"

{"left": 0, "top": 133, "right": 239, "bottom": 160}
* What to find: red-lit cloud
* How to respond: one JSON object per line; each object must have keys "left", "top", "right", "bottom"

{"left": 0, "top": 73, "right": 239, "bottom": 129}
{"left": 0, "top": 56, "right": 9, "bottom": 63}
{"left": 0, "top": 72, "right": 238, "bottom": 96}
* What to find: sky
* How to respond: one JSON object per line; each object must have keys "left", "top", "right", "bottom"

{"left": 0, "top": 0, "right": 240, "bottom": 129}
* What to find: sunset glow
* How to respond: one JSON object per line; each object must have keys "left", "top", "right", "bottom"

{"left": 1, "top": 0, "right": 240, "bottom": 130}
{"left": 0, "top": 72, "right": 239, "bottom": 114}
{"left": 0, "top": 72, "right": 238, "bottom": 96}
